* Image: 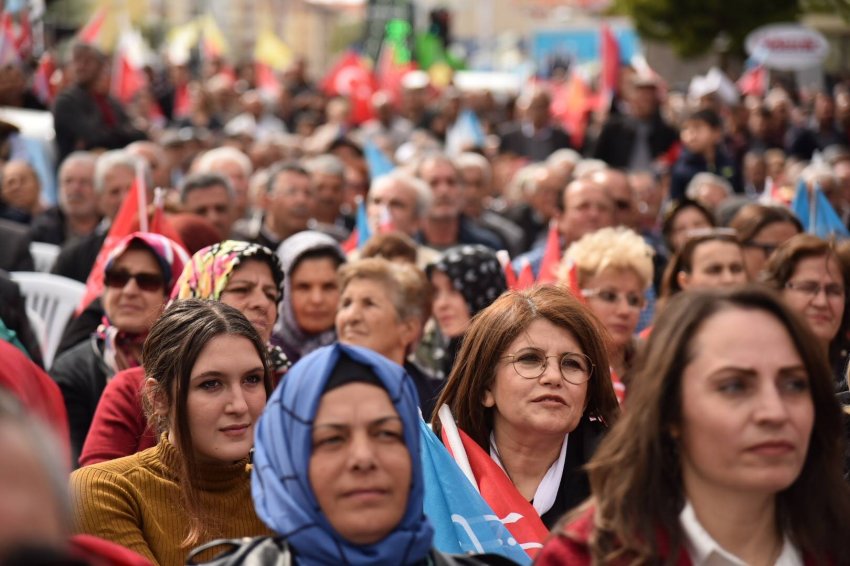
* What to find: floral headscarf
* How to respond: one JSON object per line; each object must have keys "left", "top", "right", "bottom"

{"left": 169, "top": 240, "right": 284, "bottom": 303}
{"left": 98, "top": 232, "right": 190, "bottom": 374}
{"left": 169, "top": 240, "right": 289, "bottom": 373}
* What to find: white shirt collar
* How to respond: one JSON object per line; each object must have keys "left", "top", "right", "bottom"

{"left": 679, "top": 501, "right": 803, "bottom": 566}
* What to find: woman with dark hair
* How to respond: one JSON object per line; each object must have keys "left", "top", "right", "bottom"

{"left": 536, "top": 286, "right": 850, "bottom": 564}
{"left": 50, "top": 232, "right": 189, "bottom": 465}
{"left": 273, "top": 231, "right": 346, "bottom": 363}
{"left": 80, "top": 240, "right": 286, "bottom": 466}
{"left": 238, "top": 342, "right": 506, "bottom": 565}
{"left": 431, "top": 286, "right": 620, "bottom": 529}
{"left": 658, "top": 230, "right": 748, "bottom": 313}
{"left": 729, "top": 203, "right": 802, "bottom": 280}
{"left": 71, "top": 300, "right": 273, "bottom": 566}
{"left": 661, "top": 199, "right": 715, "bottom": 256}
{"left": 425, "top": 245, "right": 507, "bottom": 378}
{"left": 762, "top": 233, "right": 850, "bottom": 389}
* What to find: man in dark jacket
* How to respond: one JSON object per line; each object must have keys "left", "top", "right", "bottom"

{"left": 51, "top": 43, "right": 145, "bottom": 164}
{"left": 499, "top": 89, "right": 573, "bottom": 162}
{"left": 591, "top": 75, "right": 679, "bottom": 171}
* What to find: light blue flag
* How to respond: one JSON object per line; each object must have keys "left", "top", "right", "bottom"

{"left": 446, "top": 109, "right": 486, "bottom": 155}
{"left": 364, "top": 138, "right": 395, "bottom": 179}
{"left": 355, "top": 197, "right": 372, "bottom": 249}
{"left": 812, "top": 185, "right": 850, "bottom": 239}
{"left": 790, "top": 178, "right": 810, "bottom": 231}
{"left": 419, "top": 419, "right": 532, "bottom": 564}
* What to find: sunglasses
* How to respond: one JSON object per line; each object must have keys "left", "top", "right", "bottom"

{"left": 104, "top": 269, "right": 164, "bottom": 292}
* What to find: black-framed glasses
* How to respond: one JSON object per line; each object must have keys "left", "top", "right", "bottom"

{"left": 785, "top": 280, "right": 845, "bottom": 300}
{"left": 502, "top": 350, "right": 594, "bottom": 384}
{"left": 104, "top": 269, "right": 164, "bottom": 292}
{"left": 581, "top": 288, "right": 645, "bottom": 310}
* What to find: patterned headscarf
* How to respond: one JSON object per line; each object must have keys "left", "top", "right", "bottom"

{"left": 273, "top": 231, "right": 346, "bottom": 362}
{"left": 252, "top": 343, "right": 434, "bottom": 565}
{"left": 99, "top": 232, "right": 190, "bottom": 374}
{"left": 169, "top": 240, "right": 288, "bottom": 372}
{"left": 169, "top": 240, "right": 284, "bottom": 303}
{"left": 426, "top": 244, "right": 507, "bottom": 316}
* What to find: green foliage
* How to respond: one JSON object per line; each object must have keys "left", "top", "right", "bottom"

{"left": 613, "top": 0, "right": 801, "bottom": 57}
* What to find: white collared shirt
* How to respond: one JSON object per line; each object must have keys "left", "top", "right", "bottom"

{"left": 679, "top": 501, "right": 803, "bottom": 566}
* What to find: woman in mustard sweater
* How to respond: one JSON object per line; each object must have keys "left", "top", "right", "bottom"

{"left": 70, "top": 299, "right": 272, "bottom": 566}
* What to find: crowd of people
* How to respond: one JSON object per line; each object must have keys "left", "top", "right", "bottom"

{"left": 2, "top": 34, "right": 850, "bottom": 565}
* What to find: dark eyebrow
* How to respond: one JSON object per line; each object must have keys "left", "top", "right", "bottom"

{"left": 313, "top": 415, "right": 403, "bottom": 431}
{"left": 191, "top": 367, "right": 265, "bottom": 382}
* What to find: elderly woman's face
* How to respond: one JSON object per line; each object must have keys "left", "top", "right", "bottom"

{"left": 103, "top": 248, "right": 167, "bottom": 334}
{"left": 309, "top": 382, "right": 411, "bottom": 545}
{"left": 582, "top": 268, "right": 643, "bottom": 351}
{"left": 431, "top": 270, "right": 471, "bottom": 339}
{"left": 678, "top": 308, "right": 813, "bottom": 501}
{"left": 484, "top": 318, "right": 589, "bottom": 441}
{"left": 219, "top": 260, "right": 279, "bottom": 343}
{"left": 781, "top": 254, "right": 845, "bottom": 345}
{"left": 336, "top": 279, "right": 416, "bottom": 365}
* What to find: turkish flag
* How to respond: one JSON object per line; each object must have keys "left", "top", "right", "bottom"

{"left": 321, "top": 51, "right": 376, "bottom": 124}
{"left": 536, "top": 222, "right": 562, "bottom": 284}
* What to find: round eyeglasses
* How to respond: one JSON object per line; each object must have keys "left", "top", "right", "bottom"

{"left": 501, "top": 351, "right": 594, "bottom": 385}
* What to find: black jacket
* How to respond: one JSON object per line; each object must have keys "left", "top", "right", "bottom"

{"left": 49, "top": 335, "right": 111, "bottom": 467}
{"left": 539, "top": 416, "right": 607, "bottom": 529}
{"left": 591, "top": 111, "right": 679, "bottom": 169}
{"left": 669, "top": 145, "right": 741, "bottom": 202}
{"left": 52, "top": 85, "right": 146, "bottom": 163}
{"left": 498, "top": 123, "right": 573, "bottom": 163}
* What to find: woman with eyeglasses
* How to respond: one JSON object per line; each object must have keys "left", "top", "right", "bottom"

{"left": 729, "top": 203, "right": 802, "bottom": 280}
{"left": 50, "top": 232, "right": 189, "bottom": 466}
{"left": 431, "top": 286, "right": 620, "bottom": 529}
{"left": 762, "top": 233, "right": 850, "bottom": 390}
{"left": 562, "top": 227, "right": 654, "bottom": 395}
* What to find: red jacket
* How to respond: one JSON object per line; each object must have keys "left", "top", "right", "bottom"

{"left": 535, "top": 505, "right": 822, "bottom": 566}
{"left": 78, "top": 367, "right": 156, "bottom": 467}
{"left": 0, "top": 340, "right": 69, "bottom": 453}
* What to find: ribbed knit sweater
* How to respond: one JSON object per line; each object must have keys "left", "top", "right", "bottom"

{"left": 70, "top": 434, "right": 271, "bottom": 566}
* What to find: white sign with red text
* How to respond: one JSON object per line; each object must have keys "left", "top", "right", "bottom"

{"left": 745, "top": 24, "right": 829, "bottom": 71}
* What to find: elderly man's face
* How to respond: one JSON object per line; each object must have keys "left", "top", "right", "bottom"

{"left": 1, "top": 161, "right": 40, "bottom": 213}
{"left": 367, "top": 179, "right": 419, "bottom": 236}
{"left": 59, "top": 158, "right": 97, "bottom": 219}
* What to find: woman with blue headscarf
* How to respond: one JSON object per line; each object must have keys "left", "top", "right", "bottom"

{"left": 244, "top": 343, "right": 512, "bottom": 566}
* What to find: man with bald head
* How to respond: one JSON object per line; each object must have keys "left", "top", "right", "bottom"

{"left": 584, "top": 168, "right": 637, "bottom": 229}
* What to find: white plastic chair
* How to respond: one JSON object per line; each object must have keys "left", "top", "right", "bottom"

{"left": 29, "top": 241, "right": 61, "bottom": 273}
{"left": 10, "top": 271, "right": 86, "bottom": 369}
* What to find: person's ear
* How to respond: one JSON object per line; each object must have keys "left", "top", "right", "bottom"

{"left": 145, "top": 377, "right": 169, "bottom": 421}
{"left": 677, "top": 270, "right": 691, "bottom": 290}
{"left": 482, "top": 388, "right": 495, "bottom": 408}
{"left": 399, "top": 317, "right": 420, "bottom": 349}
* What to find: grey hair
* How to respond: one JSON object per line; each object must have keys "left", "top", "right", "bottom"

{"left": 0, "top": 390, "right": 71, "bottom": 532}
{"left": 194, "top": 147, "right": 253, "bottom": 177}
{"left": 685, "top": 172, "right": 733, "bottom": 200}
{"left": 371, "top": 171, "right": 433, "bottom": 219}
{"left": 305, "top": 154, "right": 346, "bottom": 179}
{"left": 546, "top": 148, "right": 582, "bottom": 169}
{"left": 58, "top": 151, "right": 97, "bottom": 179}
{"left": 455, "top": 152, "right": 492, "bottom": 186}
{"left": 94, "top": 150, "right": 148, "bottom": 195}
{"left": 178, "top": 172, "right": 234, "bottom": 202}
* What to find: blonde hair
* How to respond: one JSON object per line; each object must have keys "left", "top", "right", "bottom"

{"left": 562, "top": 227, "right": 654, "bottom": 289}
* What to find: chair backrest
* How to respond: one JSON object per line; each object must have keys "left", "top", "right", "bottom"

{"left": 29, "top": 242, "right": 61, "bottom": 273}
{"left": 10, "top": 272, "right": 87, "bottom": 369}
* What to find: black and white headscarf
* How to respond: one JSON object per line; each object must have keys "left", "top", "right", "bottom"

{"left": 426, "top": 244, "right": 507, "bottom": 316}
